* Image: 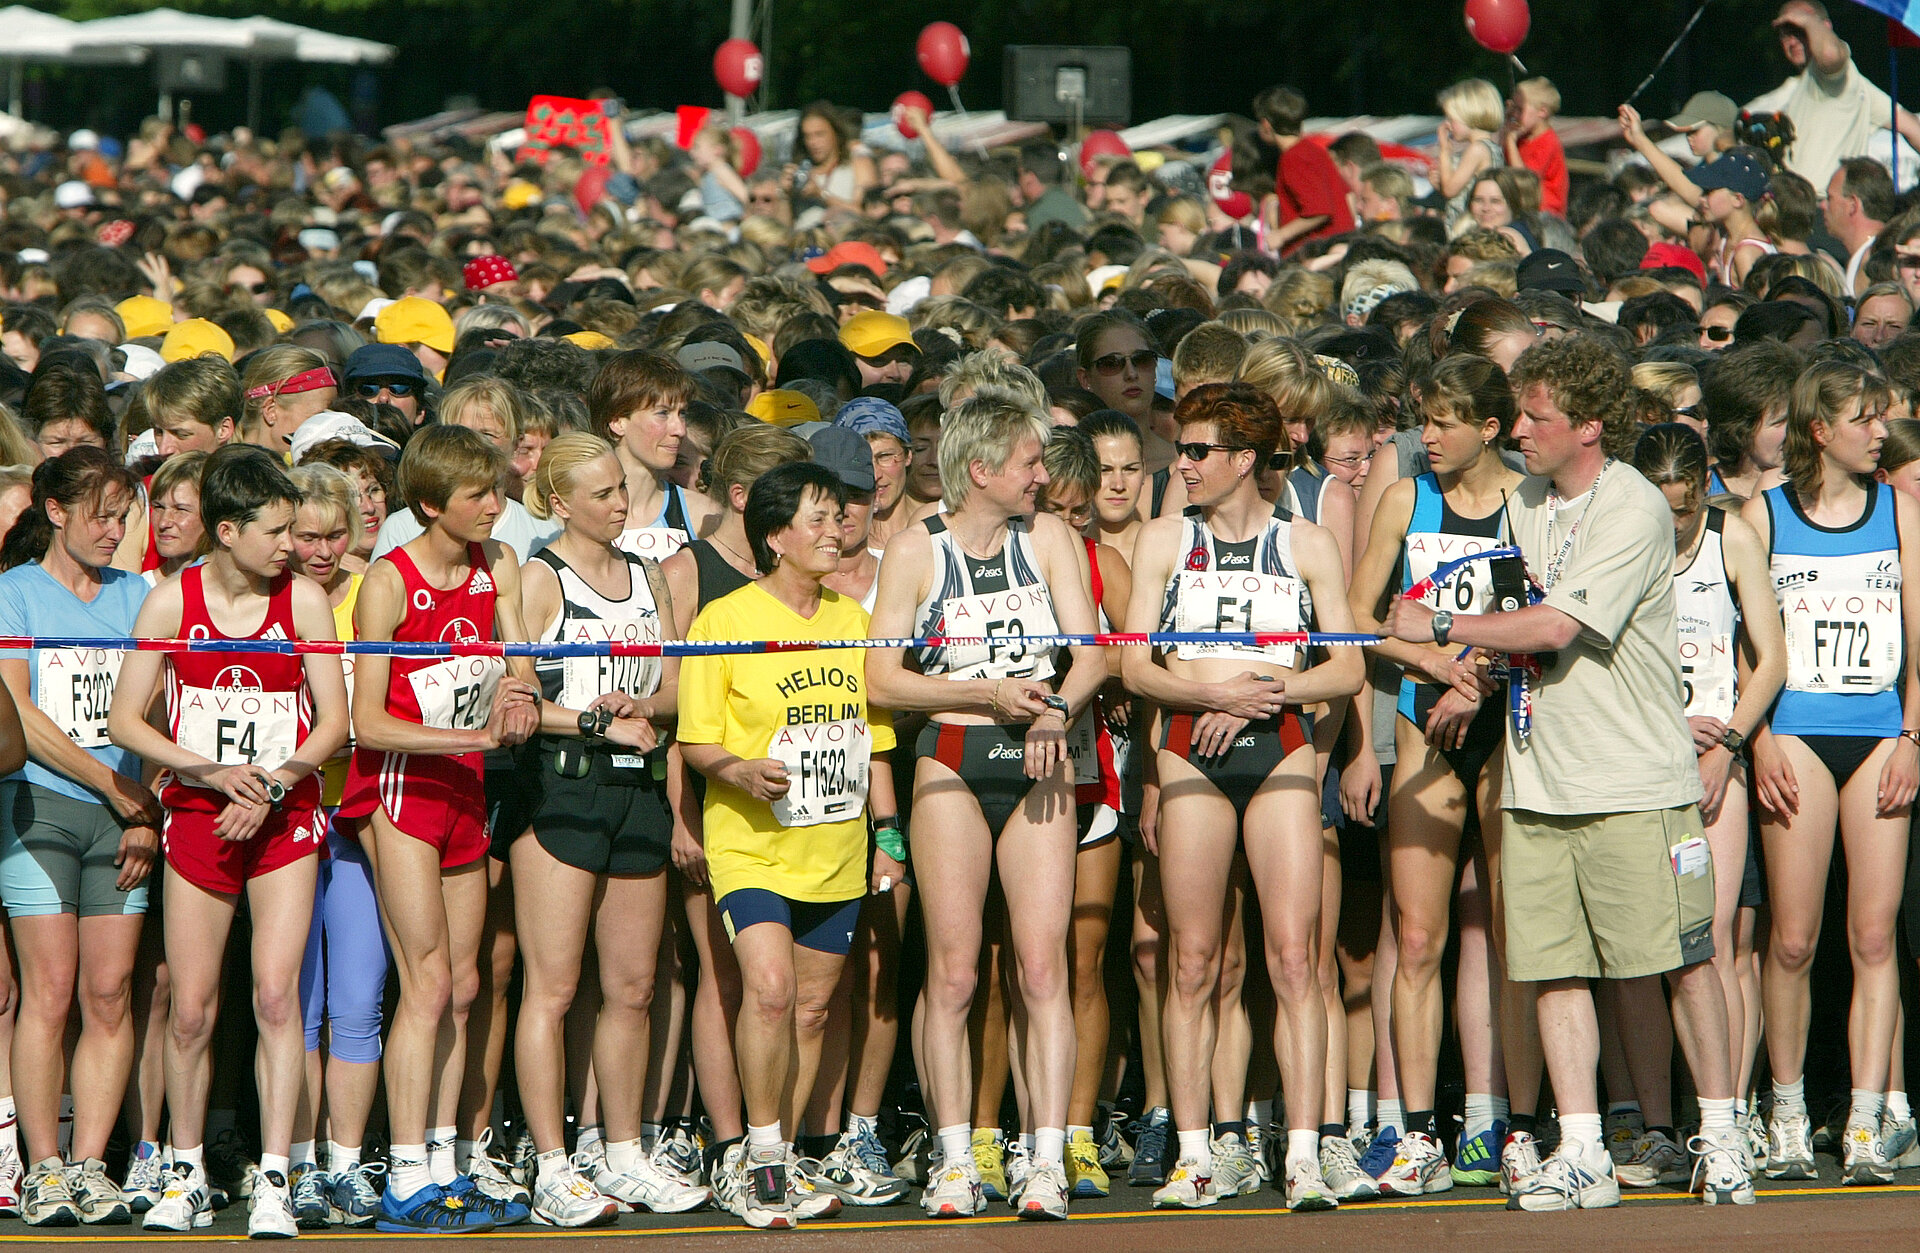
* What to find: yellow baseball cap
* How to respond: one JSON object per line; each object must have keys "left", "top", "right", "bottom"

{"left": 264, "top": 307, "right": 295, "bottom": 334}
{"left": 159, "top": 318, "right": 235, "bottom": 363}
{"left": 563, "top": 330, "right": 616, "bottom": 351}
{"left": 839, "top": 310, "right": 916, "bottom": 359}
{"left": 742, "top": 333, "right": 773, "bottom": 368}
{"left": 746, "top": 389, "right": 821, "bottom": 427}
{"left": 502, "top": 180, "right": 542, "bottom": 211}
{"left": 375, "top": 296, "right": 455, "bottom": 355}
{"left": 116, "top": 294, "right": 174, "bottom": 340}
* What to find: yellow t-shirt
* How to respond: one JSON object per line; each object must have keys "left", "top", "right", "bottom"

{"left": 680, "top": 582, "right": 895, "bottom": 903}
{"left": 320, "top": 572, "right": 362, "bottom": 809}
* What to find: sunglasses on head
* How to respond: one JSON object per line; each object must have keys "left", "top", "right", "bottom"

{"left": 1176, "top": 441, "right": 1248, "bottom": 462}
{"left": 355, "top": 380, "right": 416, "bottom": 398}
{"left": 1094, "top": 348, "right": 1158, "bottom": 376}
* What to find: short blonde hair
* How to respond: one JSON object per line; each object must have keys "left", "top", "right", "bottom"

{"left": 1438, "top": 78, "right": 1504, "bottom": 133}
{"left": 524, "top": 431, "right": 617, "bottom": 521}
{"left": 397, "top": 424, "right": 507, "bottom": 525}
{"left": 938, "top": 351, "right": 1047, "bottom": 411}
{"left": 938, "top": 386, "right": 1053, "bottom": 512}
{"left": 438, "top": 376, "right": 526, "bottom": 450}
{"left": 289, "top": 462, "right": 359, "bottom": 534}
{"left": 1237, "top": 337, "right": 1335, "bottom": 435}
{"left": 1517, "top": 77, "right": 1561, "bottom": 115}
{"left": 1631, "top": 361, "right": 1700, "bottom": 407}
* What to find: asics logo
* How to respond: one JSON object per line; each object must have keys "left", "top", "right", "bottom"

{"left": 987, "top": 744, "right": 1024, "bottom": 761}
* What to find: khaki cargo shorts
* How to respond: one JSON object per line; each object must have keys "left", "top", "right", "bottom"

{"left": 1502, "top": 806, "right": 1715, "bottom": 982}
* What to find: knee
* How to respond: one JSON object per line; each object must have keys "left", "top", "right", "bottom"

{"left": 404, "top": 960, "right": 454, "bottom": 1021}
{"left": 254, "top": 980, "right": 301, "bottom": 1032}
{"left": 1132, "top": 933, "right": 1162, "bottom": 984}
{"left": 168, "top": 992, "right": 218, "bottom": 1047}
{"left": 525, "top": 972, "right": 580, "bottom": 1023}
{"left": 1168, "top": 939, "right": 1221, "bottom": 1004}
{"left": 1397, "top": 920, "right": 1448, "bottom": 976}
{"left": 448, "top": 964, "right": 481, "bottom": 1019}
{"left": 793, "top": 992, "right": 833, "bottom": 1038}
{"left": 77, "top": 969, "right": 132, "bottom": 1025}
{"left": 1015, "top": 948, "right": 1068, "bottom": 1007}
{"left": 1071, "top": 946, "right": 1106, "bottom": 1003}
{"left": 1849, "top": 923, "right": 1897, "bottom": 970}
{"left": 924, "top": 956, "right": 978, "bottom": 1015}
{"left": 1768, "top": 928, "right": 1819, "bottom": 975}
{"left": 600, "top": 969, "right": 656, "bottom": 1019}
{"left": 743, "top": 970, "right": 796, "bottom": 1027}
{"left": 1267, "top": 942, "right": 1317, "bottom": 1002}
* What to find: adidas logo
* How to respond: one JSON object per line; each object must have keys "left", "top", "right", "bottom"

{"left": 469, "top": 568, "right": 495, "bottom": 593}
{"left": 1568, "top": 588, "right": 1588, "bottom": 603}
{"left": 261, "top": 624, "right": 288, "bottom": 641}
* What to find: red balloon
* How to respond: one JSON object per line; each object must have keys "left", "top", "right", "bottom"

{"left": 731, "top": 126, "right": 762, "bottom": 178}
{"left": 916, "top": 22, "right": 970, "bottom": 88}
{"left": 1078, "top": 129, "right": 1131, "bottom": 179}
{"left": 892, "top": 90, "right": 935, "bottom": 139}
{"left": 713, "top": 38, "right": 764, "bottom": 98}
{"left": 1208, "top": 152, "right": 1253, "bottom": 221}
{"left": 1463, "top": 0, "right": 1530, "bottom": 55}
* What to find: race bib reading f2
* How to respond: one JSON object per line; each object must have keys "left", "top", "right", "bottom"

{"left": 39, "top": 648, "right": 119, "bottom": 748}
{"left": 768, "top": 719, "right": 871, "bottom": 828}
{"left": 409, "top": 656, "right": 507, "bottom": 731}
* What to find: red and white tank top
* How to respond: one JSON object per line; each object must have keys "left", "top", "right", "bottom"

{"left": 165, "top": 565, "right": 312, "bottom": 789}
{"left": 379, "top": 543, "right": 505, "bottom": 733}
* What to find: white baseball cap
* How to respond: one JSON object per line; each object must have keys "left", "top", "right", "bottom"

{"left": 289, "top": 410, "right": 400, "bottom": 465}
{"left": 117, "top": 344, "right": 166, "bottom": 381}
{"left": 54, "top": 181, "right": 95, "bottom": 210}
{"left": 69, "top": 129, "right": 99, "bottom": 151}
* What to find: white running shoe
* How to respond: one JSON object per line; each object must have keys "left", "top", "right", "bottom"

{"left": 1745, "top": 1108, "right": 1770, "bottom": 1173}
{"left": 710, "top": 1144, "right": 747, "bottom": 1218}
{"left": 1151, "top": 1157, "right": 1218, "bottom": 1209}
{"left": 920, "top": 1159, "right": 984, "bottom": 1218}
{"left": 530, "top": 1169, "right": 619, "bottom": 1227}
{"left": 1319, "top": 1133, "right": 1380, "bottom": 1201}
{"left": 784, "top": 1152, "right": 842, "bottom": 1220}
{"left": 740, "top": 1150, "right": 794, "bottom": 1231}
{"left": 1003, "top": 1140, "right": 1034, "bottom": 1203}
{"left": 1376, "top": 1129, "right": 1453, "bottom": 1196}
{"left": 1509, "top": 1149, "right": 1620, "bottom": 1212}
{"left": 595, "top": 1153, "right": 711, "bottom": 1213}
{"left": 1283, "top": 1157, "right": 1339, "bottom": 1212}
{"left": 1881, "top": 1111, "right": 1920, "bottom": 1168}
{"left": 21, "top": 1158, "right": 78, "bottom": 1227}
{"left": 1615, "top": 1129, "right": 1689, "bottom": 1188}
{"left": 1841, "top": 1121, "right": 1895, "bottom": 1186}
{"left": 142, "top": 1164, "right": 213, "bottom": 1231}
{"left": 1689, "top": 1132, "right": 1756, "bottom": 1205}
{"left": 0, "top": 1141, "right": 22, "bottom": 1216}
{"left": 1764, "top": 1112, "right": 1816, "bottom": 1180}
{"left": 71, "top": 1159, "right": 130, "bottom": 1224}
{"left": 467, "top": 1132, "right": 531, "bottom": 1207}
{"left": 1499, "top": 1130, "right": 1543, "bottom": 1196}
{"left": 1208, "top": 1133, "right": 1262, "bottom": 1198}
{"left": 1015, "top": 1158, "right": 1069, "bottom": 1220}
{"left": 812, "top": 1137, "right": 909, "bottom": 1206}
{"left": 651, "top": 1126, "right": 703, "bottom": 1186}
{"left": 246, "top": 1168, "right": 298, "bottom": 1239}
{"left": 1604, "top": 1111, "right": 1645, "bottom": 1166}
{"left": 1243, "top": 1123, "right": 1271, "bottom": 1185}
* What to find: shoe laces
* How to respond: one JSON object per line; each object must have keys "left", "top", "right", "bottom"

{"left": 1134, "top": 1118, "right": 1168, "bottom": 1159}
{"left": 1322, "top": 1135, "right": 1362, "bottom": 1174}
{"left": 847, "top": 1126, "right": 891, "bottom": 1176}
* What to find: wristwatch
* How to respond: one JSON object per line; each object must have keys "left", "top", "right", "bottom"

{"left": 1721, "top": 727, "right": 1747, "bottom": 754}
{"left": 1039, "top": 693, "right": 1070, "bottom": 720}
{"left": 1431, "top": 609, "right": 1454, "bottom": 648}
{"left": 263, "top": 774, "right": 287, "bottom": 809}
{"left": 578, "top": 708, "right": 613, "bottom": 740}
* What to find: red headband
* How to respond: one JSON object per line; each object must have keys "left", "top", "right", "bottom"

{"left": 245, "top": 365, "right": 335, "bottom": 401}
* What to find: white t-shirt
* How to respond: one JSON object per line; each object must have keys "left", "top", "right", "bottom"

{"left": 1764, "top": 56, "right": 1894, "bottom": 190}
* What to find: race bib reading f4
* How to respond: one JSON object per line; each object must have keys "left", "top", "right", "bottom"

{"left": 176, "top": 665, "right": 301, "bottom": 780}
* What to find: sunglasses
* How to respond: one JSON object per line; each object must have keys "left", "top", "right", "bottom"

{"left": 1176, "top": 441, "right": 1248, "bottom": 462}
{"left": 1703, "top": 325, "right": 1734, "bottom": 342}
{"left": 355, "top": 380, "right": 416, "bottom": 398}
{"left": 1094, "top": 349, "right": 1158, "bottom": 376}
{"left": 232, "top": 281, "right": 271, "bottom": 295}
{"left": 1673, "top": 404, "right": 1703, "bottom": 419}
{"left": 1896, "top": 252, "right": 1920, "bottom": 270}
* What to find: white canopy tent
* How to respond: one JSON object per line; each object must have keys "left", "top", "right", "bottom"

{"left": 0, "top": 6, "right": 146, "bottom": 119}
{"left": 233, "top": 17, "right": 394, "bottom": 67}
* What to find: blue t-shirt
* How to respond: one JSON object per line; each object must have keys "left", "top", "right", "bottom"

{"left": 0, "top": 562, "right": 150, "bottom": 804}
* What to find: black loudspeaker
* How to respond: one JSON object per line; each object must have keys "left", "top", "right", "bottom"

{"left": 1003, "top": 46, "right": 1131, "bottom": 127}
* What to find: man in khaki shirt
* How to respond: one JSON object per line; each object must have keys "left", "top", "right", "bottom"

{"left": 1386, "top": 338, "right": 1750, "bottom": 1210}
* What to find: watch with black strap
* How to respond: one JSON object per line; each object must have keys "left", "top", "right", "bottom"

{"left": 1431, "top": 609, "right": 1454, "bottom": 648}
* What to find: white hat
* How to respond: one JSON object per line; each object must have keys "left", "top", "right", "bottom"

{"left": 1086, "top": 264, "right": 1128, "bottom": 295}
{"left": 169, "top": 164, "right": 205, "bottom": 202}
{"left": 54, "top": 180, "right": 95, "bottom": 210}
{"left": 68, "top": 129, "right": 99, "bottom": 151}
{"left": 289, "top": 410, "right": 400, "bottom": 465}
{"left": 357, "top": 297, "right": 396, "bottom": 323}
{"left": 117, "top": 344, "right": 166, "bottom": 381}
{"left": 125, "top": 428, "right": 158, "bottom": 464}
{"left": 886, "top": 274, "right": 932, "bottom": 317}
{"left": 16, "top": 248, "right": 48, "bottom": 265}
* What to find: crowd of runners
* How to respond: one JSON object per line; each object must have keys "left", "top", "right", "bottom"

{"left": 0, "top": 0, "right": 1918, "bottom": 1233}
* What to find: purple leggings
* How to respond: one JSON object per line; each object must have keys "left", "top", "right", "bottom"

{"left": 299, "top": 819, "right": 390, "bottom": 1063}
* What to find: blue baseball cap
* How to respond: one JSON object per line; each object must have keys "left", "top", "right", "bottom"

{"left": 342, "top": 343, "right": 429, "bottom": 387}
{"left": 833, "top": 396, "right": 910, "bottom": 446}
{"left": 1690, "top": 149, "right": 1770, "bottom": 202}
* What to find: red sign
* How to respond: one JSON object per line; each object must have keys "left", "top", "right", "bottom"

{"left": 521, "top": 96, "right": 611, "bottom": 166}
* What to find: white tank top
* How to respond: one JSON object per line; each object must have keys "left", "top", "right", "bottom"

{"left": 532, "top": 548, "right": 664, "bottom": 712}
{"left": 1157, "top": 503, "right": 1311, "bottom": 668}
{"left": 910, "top": 515, "right": 1060, "bottom": 682}
{"left": 1673, "top": 509, "right": 1738, "bottom": 722}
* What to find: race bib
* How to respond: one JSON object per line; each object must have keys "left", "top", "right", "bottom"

{"left": 408, "top": 655, "right": 506, "bottom": 731}
{"left": 616, "top": 526, "right": 689, "bottom": 562}
{"left": 175, "top": 670, "right": 302, "bottom": 782}
{"left": 1404, "top": 531, "right": 1499, "bottom": 614}
{"left": 1677, "top": 624, "right": 1736, "bottom": 721}
{"left": 1170, "top": 570, "right": 1302, "bottom": 666}
{"left": 940, "top": 585, "right": 1060, "bottom": 682}
{"left": 38, "top": 648, "right": 120, "bottom": 749}
{"left": 558, "top": 614, "right": 663, "bottom": 710}
{"left": 1779, "top": 553, "right": 1903, "bottom": 695}
{"left": 768, "top": 718, "right": 871, "bottom": 828}
{"left": 1065, "top": 713, "right": 1099, "bottom": 786}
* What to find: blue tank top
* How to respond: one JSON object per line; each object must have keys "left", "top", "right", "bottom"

{"left": 1394, "top": 473, "right": 1510, "bottom": 720}
{"left": 1764, "top": 482, "right": 1904, "bottom": 736}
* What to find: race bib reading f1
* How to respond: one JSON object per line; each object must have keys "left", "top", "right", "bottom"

{"left": 1171, "top": 571, "right": 1303, "bottom": 666}
{"left": 1779, "top": 552, "right": 1903, "bottom": 695}
{"left": 39, "top": 648, "right": 120, "bottom": 749}
{"left": 768, "top": 718, "right": 871, "bottom": 828}
{"left": 175, "top": 665, "right": 301, "bottom": 781}
{"left": 409, "top": 656, "right": 506, "bottom": 731}
{"left": 940, "top": 586, "right": 1060, "bottom": 682}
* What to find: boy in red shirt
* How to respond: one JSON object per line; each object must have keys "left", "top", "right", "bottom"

{"left": 1505, "top": 77, "right": 1569, "bottom": 216}
{"left": 1253, "top": 85, "right": 1356, "bottom": 254}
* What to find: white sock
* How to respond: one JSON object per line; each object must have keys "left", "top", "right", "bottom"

{"left": 389, "top": 1145, "right": 429, "bottom": 1198}
{"left": 748, "top": 1122, "right": 784, "bottom": 1157}
{"left": 1245, "top": 1099, "right": 1273, "bottom": 1126}
{"left": 1605, "top": 1100, "right": 1641, "bottom": 1120}
{"left": 260, "top": 1152, "right": 291, "bottom": 1180}
{"left": 1034, "top": 1128, "right": 1065, "bottom": 1165}
{"left": 1176, "top": 1128, "right": 1211, "bottom": 1173}
{"left": 641, "top": 1122, "right": 664, "bottom": 1152}
{"left": 848, "top": 1112, "right": 879, "bottom": 1138}
{"left": 1286, "top": 1128, "right": 1316, "bottom": 1167}
{"left": 1889, "top": 1091, "right": 1912, "bottom": 1121}
{"left": 291, "top": 1140, "right": 317, "bottom": 1171}
{"left": 536, "top": 1148, "right": 570, "bottom": 1188}
{"left": 174, "top": 1144, "right": 206, "bottom": 1172}
{"left": 606, "top": 1137, "right": 643, "bottom": 1175}
{"left": 1773, "top": 1078, "right": 1806, "bottom": 1118}
{"left": 454, "top": 1138, "right": 476, "bottom": 1173}
{"left": 1851, "top": 1089, "right": 1887, "bottom": 1127}
{"left": 937, "top": 1124, "right": 972, "bottom": 1164}
{"left": 1463, "top": 1093, "right": 1498, "bottom": 1139}
{"left": 1347, "top": 1089, "right": 1373, "bottom": 1132}
{"left": 1559, "top": 1113, "right": 1604, "bottom": 1163}
{"left": 1377, "top": 1099, "right": 1404, "bottom": 1136}
{"left": 427, "top": 1128, "right": 457, "bottom": 1187}
{"left": 1698, "top": 1097, "right": 1737, "bottom": 1137}
{"left": 576, "top": 1124, "right": 604, "bottom": 1151}
{"left": 328, "top": 1141, "right": 361, "bottom": 1173}
{"left": 1735, "top": 1097, "right": 1748, "bottom": 1118}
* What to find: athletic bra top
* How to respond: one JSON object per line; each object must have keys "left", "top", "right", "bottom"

{"left": 532, "top": 547, "right": 664, "bottom": 712}
{"left": 911, "top": 514, "right": 1060, "bottom": 682}
{"left": 1673, "top": 508, "right": 1738, "bottom": 722}
{"left": 1396, "top": 473, "right": 1512, "bottom": 716}
{"left": 1764, "top": 481, "right": 1904, "bottom": 736}
{"left": 1288, "top": 464, "right": 1325, "bottom": 525}
{"left": 617, "top": 480, "right": 693, "bottom": 562}
{"left": 1157, "top": 501, "right": 1310, "bottom": 669}
{"left": 690, "top": 538, "right": 754, "bottom": 613}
